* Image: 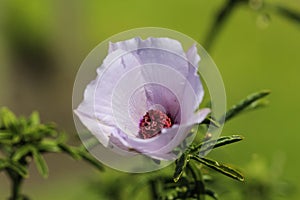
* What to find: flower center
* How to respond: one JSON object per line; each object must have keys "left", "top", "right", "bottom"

{"left": 139, "top": 109, "right": 172, "bottom": 139}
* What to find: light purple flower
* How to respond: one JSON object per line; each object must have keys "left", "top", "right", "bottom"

{"left": 74, "top": 37, "right": 210, "bottom": 160}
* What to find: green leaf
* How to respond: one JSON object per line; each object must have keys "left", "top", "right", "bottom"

{"left": 0, "top": 131, "right": 13, "bottom": 140}
{"left": 12, "top": 145, "right": 49, "bottom": 178}
{"left": 77, "top": 149, "right": 104, "bottom": 171}
{"left": 191, "top": 135, "right": 244, "bottom": 155}
{"left": 173, "top": 153, "right": 190, "bottom": 182}
{"left": 36, "top": 140, "right": 61, "bottom": 153}
{"left": 29, "top": 111, "right": 40, "bottom": 126}
{"left": 205, "top": 189, "right": 219, "bottom": 200}
{"left": 80, "top": 137, "right": 100, "bottom": 150}
{"left": 0, "top": 107, "right": 17, "bottom": 128}
{"left": 207, "top": 135, "right": 244, "bottom": 149}
{"left": 58, "top": 143, "right": 81, "bottom": 160}
{"left": 12, "top": 145, "right": 33, "bottom": 161}
{"left": 247, "top": 99, "right": 269, "bottom": 111}
{"left": 31, "top": 148, "right": 49, "bottom": 178}
{"left": 191, "top": 155, "right": 244, "bottom": 182}
{"left": 201, "top": 117, "right": 221, "bottom": 128}
{"left": 225, "top": 90, "right": 270, "bottom": 121}
{"left": 7, "top": 161, "right": 29, "bottom": 178}
{"left": 56, "top": 131, "right": 67, "bottom": 143}
{"left": 34, "top": 124, "right": 58, "bottom": 138}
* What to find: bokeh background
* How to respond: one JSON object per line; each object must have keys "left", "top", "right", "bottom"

{"left": 0, "top": 0, "right": 299, "bottom": 199}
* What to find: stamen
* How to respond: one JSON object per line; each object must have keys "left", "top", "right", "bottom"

{"left": 139, "top": 109, "right": 172, "bottom": 139}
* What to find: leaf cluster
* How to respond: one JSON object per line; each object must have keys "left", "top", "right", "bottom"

{"left": 0, "top": 107, "right": 103, "bottom": 200}
{"left": 150, "top": 90, "right": 270, "bottom": 200}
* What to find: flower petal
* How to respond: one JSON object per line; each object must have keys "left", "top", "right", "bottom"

{"left": 185, "top": 44, "right": 204, "bottom": 111}
{"left": 75, "top": 50, "right": 142, "bottom": 145}
{"left": 109, "top": 37, "right": 186, "bottom": 57}
{"left": 186, "top": 44, "right": 200, "bottom": 69}
{"left": 110, "top": 38, "right": 204, "bottom": 111}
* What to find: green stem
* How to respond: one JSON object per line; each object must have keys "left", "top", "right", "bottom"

{"left": 187, "top": 162, "right": 205, "bottom": 200}
{"left": 7, "top": 170, "right": 24, "bottom": 200}
{"left": 203, "top": 0, "right": 238, "bottom": 51}
{"left": 149, "top": 179, "right": 159, "bottom": 200}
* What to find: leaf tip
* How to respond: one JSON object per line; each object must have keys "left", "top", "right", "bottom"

{"left": 261, "top": 89, "right": 271, "bottom": 96}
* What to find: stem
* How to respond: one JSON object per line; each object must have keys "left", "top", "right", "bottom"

{"left": 12, "top": 176, "right": 23, "bottom": 200}
{"left": 7, "top": 169, "right": 24, "bottom": 200}
{"left": 187, "top": 162, "right": 205, "bottom": 200}
{"left": 149, "top": 179, "right": 159, "bottom": 200}
{"left": 203, "top": 0, "right": 246, "bottom": 51}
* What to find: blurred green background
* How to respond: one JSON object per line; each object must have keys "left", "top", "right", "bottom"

{"left": 0, "top": 0, "right": 299, "bottom": 199}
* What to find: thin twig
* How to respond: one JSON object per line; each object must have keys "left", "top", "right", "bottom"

{"left": 203, "top": 0, "right": 246, "bottom": 51}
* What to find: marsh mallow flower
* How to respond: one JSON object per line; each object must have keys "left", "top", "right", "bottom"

{"left": 74, "top": 37, "right": 210, "bottom": 160}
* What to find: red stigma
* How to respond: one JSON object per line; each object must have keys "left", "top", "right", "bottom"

{"left": 139, "top": 109, "right": 172, "bottom": 139}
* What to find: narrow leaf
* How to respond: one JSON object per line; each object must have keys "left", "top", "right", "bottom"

{"left": 247, "top": 99, "right": 269, "bottom": 110}
{"left": 201, "top": 117, "right": 220, "bottom": 128}
{"left": 36, "top": 140, "right": 61, "bottom": 153}
{"left": 0, "top": 107, "right": 17, "bottom": 128}
{"left": 191, "top": 135, "right": 244, "bottom": 155}
{"left": 7, "top": 161, "right": 29, "bottom": 178}
{"left": 191, "top": 155, "right": 244, "bottom": 182}
{"left": 29, "top": 111, "right": 40, "bottom": 126}
{"left": 12, "top": 145, "right": 33, "bottom": 161}
{"left": 32, "top": 148, "right": 49, "bottom": 178}
{"left": 225, "top": 90, "right": 270, "bottom": 121}
{"left": 78, "top": 149, "right": 104, "bottom": 171}
{"left": 57, "top": 131, "right": 67, "bottom": 143}
{"left": 58, "top": 143, "right": 81, "bottom": 160}
{"left": 37, "top": 124, "right": 58, "bottom": 138}
{"left": 205, "top": 189, "right": 219, "bottom": 200}
{"left": 80, "top": 137, "right": 100, "bottom": 150}
{"left": 173, "top": 153, "right": 190, "bottom": 182}
{"left": 207, "top": 135, "right": 243, "bottom": 149}
{"left": 0, "top": 131, "right": 12, "bottom": 140}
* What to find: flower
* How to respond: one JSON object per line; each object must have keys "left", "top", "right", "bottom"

{"left": 74, "top": 37, "right": 210, "bottom": 160}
